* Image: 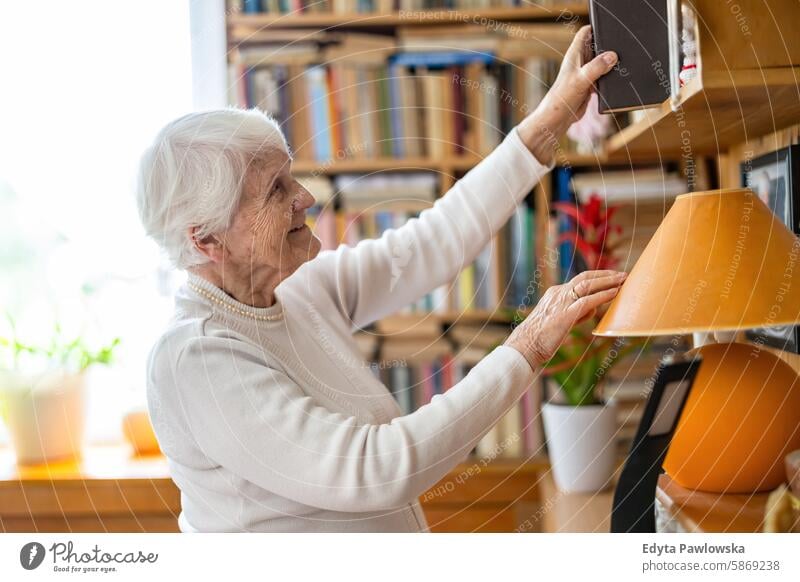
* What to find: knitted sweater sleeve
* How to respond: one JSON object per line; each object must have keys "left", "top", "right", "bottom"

{"left": 304, "top": 125, "right": 553, "bottom": 330}
{"left": 173, "top": 333, "right": 536, "bottom": 513}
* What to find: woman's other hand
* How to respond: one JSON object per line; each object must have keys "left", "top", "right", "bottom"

{"left": 517, "top": 25, "right": 618, "bottom": 165}
{"left": 505, "top": 270, "right": 627, "bottom": 371}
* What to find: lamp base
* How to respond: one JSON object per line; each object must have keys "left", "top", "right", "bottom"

{"left": 664, "top": 342, "right": 800, "bottom": 494}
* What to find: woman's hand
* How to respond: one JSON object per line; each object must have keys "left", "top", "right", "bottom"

{"left": 517, "top": 25, "right": 618, "bottom": 166}
{"left": 505, "top": 270, "right": 627, "bottom": 371}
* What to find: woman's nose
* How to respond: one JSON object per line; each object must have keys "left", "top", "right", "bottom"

{"left": 294, "top": 186, "right": 316, "bottom": 212}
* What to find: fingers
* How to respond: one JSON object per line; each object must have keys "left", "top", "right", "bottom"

{"left": 565, "top": 25, "right": 593, "bottom": 68}
{"left": 569, "top": 286, "right": 621, "bottom": 318}
{"left": 574, "top": 272, "right": 627, "bottom": 297}
{"left": 580, "top": 51, "right": 618, "bottom": 86}
{"left": 571, "top": 269, "right": 625, "bottom": 283}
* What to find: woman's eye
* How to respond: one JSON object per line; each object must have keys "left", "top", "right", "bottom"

{"left": 264, "top": 182, "right": 280, "bottom": 203}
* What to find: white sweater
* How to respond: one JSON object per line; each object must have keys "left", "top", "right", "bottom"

{"left": 145, "top": 126, "right": 551, "bottom": 532}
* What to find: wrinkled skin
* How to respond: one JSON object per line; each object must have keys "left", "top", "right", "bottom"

{"left": 189, "top": 149, "right": 321, "bottom": 307}
{"left": 505, "top": 271, "right": 627, "bottom": 370}
{"left": 518, "top": 25, "right": 618, "bottom": 166}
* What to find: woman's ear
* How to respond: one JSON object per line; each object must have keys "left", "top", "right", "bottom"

{"left": 188, "top": 226, "right": 226, "bottom": 263}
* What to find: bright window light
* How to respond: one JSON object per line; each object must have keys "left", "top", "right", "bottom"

{"left": 0, "top": 1, "right": 193, "bottom": 444}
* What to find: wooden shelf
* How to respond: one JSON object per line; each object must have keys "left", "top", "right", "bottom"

{"left": 228, "top": 5, "right": 589, "bottom": 32}
{"left": 372, "top": 309, "right": 530, "bottom": 333}
{"left": 291, "top": 151, "right": 637, "bottom": 175}
{"left": 655, "top": 473, "right": 769, "bottom": 533}
{"left": 292, "top": 155, "right": 481, "bottom": 174}
{"left": 606, "top": 68, "right": 800, "bottom": 158}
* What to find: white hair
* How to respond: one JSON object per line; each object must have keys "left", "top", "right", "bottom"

{"left": 136, "top": 108, "right": 289, "bottom": 270}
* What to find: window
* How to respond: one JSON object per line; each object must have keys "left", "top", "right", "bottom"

{"left": 0, "top": 1, "right": 193, "bottom": 444}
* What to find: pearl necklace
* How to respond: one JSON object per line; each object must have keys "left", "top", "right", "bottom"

{"left": 188, "top": 284, "right": 284, "bottom": 322}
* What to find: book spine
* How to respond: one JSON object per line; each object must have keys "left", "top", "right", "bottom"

{"left": 243, "top": 0, "right": 261, "bottom": 13}
{"left": 306, "top": 66, "right": 333, "bottom": 162}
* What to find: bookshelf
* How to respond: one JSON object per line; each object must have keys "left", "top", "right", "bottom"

{"left": 224, "top": 0, "right": 689, "bottom": 462}
{"left": 603, "top": 0, "right": 800, "bottom": 158}
{"left": 218, "top": 0, "right": 800, "bottom": 531}
{"left": 228, "top": 4, "right": 590, "bottom": 36}
{"left": 606, "top": 68, "right": 800, "bottom": 157}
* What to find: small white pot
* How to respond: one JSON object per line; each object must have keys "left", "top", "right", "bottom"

{"left": 542, "top": 401, "right": 618, "bottom": 493}
{"left": 0, "top": 370, "right": 86, "bottom": 465}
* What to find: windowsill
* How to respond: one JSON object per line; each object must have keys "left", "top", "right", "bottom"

{"left": 0, "top": 442, "right": 171, "bottom": 482}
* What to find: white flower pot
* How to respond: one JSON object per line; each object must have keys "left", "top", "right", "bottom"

{"left": 0, "top": 370, "right": 86, "bottom": 465}
{"left": 542, "top": 401, "right": 618, "bottom": 493}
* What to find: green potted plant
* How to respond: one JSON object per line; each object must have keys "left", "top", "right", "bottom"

{"left": 541, "top": 324, "right": 643, "bottom": 492}
{"left": 0, "top": 317, "right": 119, "bottom": 465}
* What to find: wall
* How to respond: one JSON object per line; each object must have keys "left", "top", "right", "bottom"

{"left": 718, "top": 122, "right": 800, "bottom": 373}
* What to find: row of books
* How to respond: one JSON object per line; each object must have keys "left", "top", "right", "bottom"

{"left": 364, "top": 325, "right": 543, "bottom": 457}
{"left": 301, "top": 172, "right": 539, "bottom": 312}
{"left": 231, "top": 0, "right": 537, "bottom": 15}
{"left": 228, "top": 26, "right": 570, "bottom": 161}
{"left": 300, "top": 165, "right": 683, "bottom": 312}
{"left": 233, "top": 55, "right": 556, "bottom": 161}
{"left": 452, "top": 203, "right": 537, "bottom": 311}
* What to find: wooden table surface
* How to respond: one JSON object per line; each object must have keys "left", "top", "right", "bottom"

{"left": 539, "top": 470, "right": 616, "bottom": 533}
{"left": 0, "top": 443, "right": 171, "bottom": 481}
{"left": 539, "top": 469, "right": 773, "bottom": 533}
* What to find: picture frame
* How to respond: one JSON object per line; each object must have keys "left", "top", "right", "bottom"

{"left": 741, "top": 145, "right": 800, "bottom": 354}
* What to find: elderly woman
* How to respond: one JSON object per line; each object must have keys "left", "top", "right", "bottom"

{"left": 137, "top": 26, "right": 625, "bottom": 533}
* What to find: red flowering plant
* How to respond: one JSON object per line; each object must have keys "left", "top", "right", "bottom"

{"left": 553, "top": 192, "right": 623, "bottom": 270}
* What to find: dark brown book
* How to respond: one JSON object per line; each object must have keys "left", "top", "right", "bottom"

{"left": 589, "top": 0, "right": 671, "bottom": 113}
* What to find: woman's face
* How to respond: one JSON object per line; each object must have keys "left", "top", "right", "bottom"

{"left": 223, "top": 149, "right": 321, "bottom": 279}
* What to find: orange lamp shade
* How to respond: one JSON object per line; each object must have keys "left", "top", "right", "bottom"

{"left": 594, "top": 189, "right": 800, "bottom": 337}
{"left": 663, "top": 342, "right": 800, "bottom": 493}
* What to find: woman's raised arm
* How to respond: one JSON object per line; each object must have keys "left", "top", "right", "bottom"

{"left": 305, "top": 126, "right": 550, "bottom": 331}
{"left": 303, "top": 26, "right": 618, "bottom": 331}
